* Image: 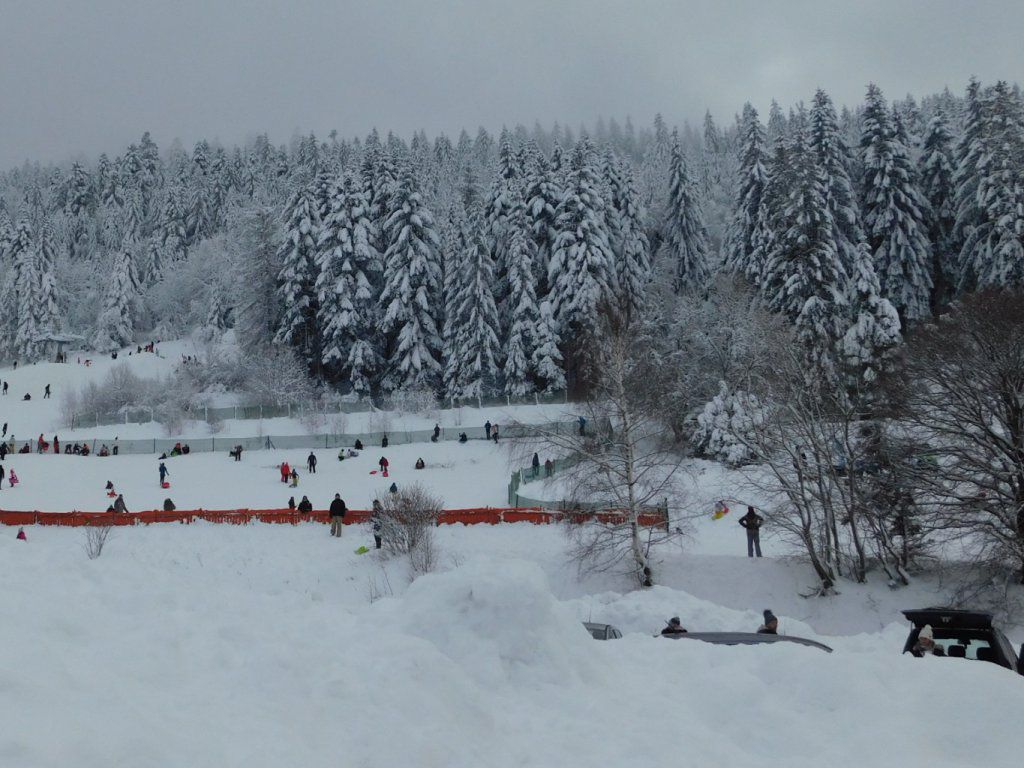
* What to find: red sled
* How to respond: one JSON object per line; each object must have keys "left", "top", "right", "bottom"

{"left": 383, "top": 468, "right": 389, "bottom": 477}
{"left": 161, "top": 481, "right": 170, "bottom": 489}
{"left": 106, "top": 491, "right": 117, "bottom": 498}
{"left": 369, "top": 470, "right": 378, "bottom": 475}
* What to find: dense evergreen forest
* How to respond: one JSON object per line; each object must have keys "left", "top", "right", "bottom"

{"left": 1, "top": 78, "right": 1021, "bottom": 406}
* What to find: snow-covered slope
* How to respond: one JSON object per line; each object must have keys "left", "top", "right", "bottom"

{"left": 2, "top": 526, "right": 1021, "bottom": 768}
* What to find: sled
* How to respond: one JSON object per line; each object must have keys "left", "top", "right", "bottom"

{"left": 712, "top": 500, "right": 729, "bottom": 520}
{"left": 354, "top": 545, "right": 370, "bottom": 555}
{"left": 382, "top": 468, "right": 389, "bottom": 477}
{"left": 106, "top": 491, "right": 117, "bottom": 498}
{"left": 370, "top": 470, "right": 378, "bottom": 475}
{"left": 161, "top": 481, "right": 170, "bottom": 489}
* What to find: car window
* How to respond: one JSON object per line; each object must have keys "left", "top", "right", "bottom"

{"left": 935, "top": 638, "right": 991, "bottom": 659}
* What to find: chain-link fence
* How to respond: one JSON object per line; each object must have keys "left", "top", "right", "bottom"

{"left": 15, "top": 420, "right": 580, "bottom": 457}
{"left": 67, "top": 391, "right": 570, "bottom": 430}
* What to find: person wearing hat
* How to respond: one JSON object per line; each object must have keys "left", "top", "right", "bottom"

{"left": 739, "top": 506, "right": 764, "bottom": 557}
{"left": 661, "top": 617, "right": 688, "bottom": 636}
{"left": 911, "top": 624, "right": 945, "bottom": 657}
{"left": 329, "top": 493, "right": 347, "bottom": 537}
{"left": 758, "top": 610, "right": 779, "bottom": 634}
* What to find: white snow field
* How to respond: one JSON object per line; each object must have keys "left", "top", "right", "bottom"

{"left": 2, "top": 525, "right": 1024, "bottom": 768}
{"left": 3, "top": 347, "right": 1024, "bottom": 767}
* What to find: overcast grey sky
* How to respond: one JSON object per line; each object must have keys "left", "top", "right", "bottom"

{"left": 1, "top": 0, "right": 1021, "bottom": 167}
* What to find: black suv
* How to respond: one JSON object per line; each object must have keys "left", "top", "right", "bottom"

{"left": 902, "top": 608, "right": 1024, "bottom": 675}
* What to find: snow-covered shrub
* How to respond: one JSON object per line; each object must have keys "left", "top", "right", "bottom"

{"left": 374, "top": 484, "right": 442, "bottom": 575}
{"left": 84, "top": 526, "right": 112, "bottom": 560}
{"left": 240, "top": 345, "right": 316, "bottom": 405}
{"left": 62, "top": 364, "right": 162, "bottom": 425}
{"left": 690, "top": 382, "right": 765, "bottom": 466}
{"left": 386, "top": 387, "right": 439, "bottom": 416}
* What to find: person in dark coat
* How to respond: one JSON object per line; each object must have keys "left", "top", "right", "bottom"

{"left": 739, "top": 506, "right": 764, "bottom": 557}
{"left": 297, "top": 495, "right": 313, "bottom": 513}
{"left": 44, "top": 384, "right": 51, "bottom": 399}
{"left": 458, "top": 432, "right": 468, "bottom": 443}
{"left": 485, "top": 421, "right": 492, "bottom": 440}
{"left": 415, "top": 457, "right": 425, "bottom": 470}
{"left": 287, "top": 496, "right": 296, "bottom": 510}
{"left": 578, "top": 415, "right": 587, "bottom": 436}
{"left": 163, "top": 498, "right": 176, "bottom": 512}
{"left": 159, "top": 462, "right": 169, "bottom": 486}
{"left": 113, "top": 494, "right": 128, "bottom": 513}
{"left": 389, "top": 482, "right": 398, "bottom": 494}
{"left": 53, "top": 436, "right": 59, "bottom": 454}
{"left": 354, "top": 439, "right": 364, "bottom": 451}
{"left": 0, "top": 442, "right": 6, "bottom": 461}
{"left": 431, "top": 424, "right": 440, "bottom": 443}
{"left": 381, "top": 434, "right": 389, "bottom": 448}
{"left": 372, "top": 498, "right": 383, "bottom": 549}
{"left": 531, "top": 453, "right": 540, "bottom": 477}
{"left": 307, "top": 452, "right": 317, "bottom": 474}
{"left": 329, "top": 493, "right": 347, "bottom": 537}
{"left": 379, "top": 456, "right": 389, "bottom": 473}
{"left": 757, "top": 610, "right": 778, "bottom": 635}
{"left": 661, "top": 617, "right": 688, "bottom": 636}
{"left": 544, "top": 458, "right": 553, "bottom": 477}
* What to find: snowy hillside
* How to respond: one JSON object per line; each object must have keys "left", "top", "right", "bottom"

{"left": 2, "top": 525, "right": 1023, "bottom": 768}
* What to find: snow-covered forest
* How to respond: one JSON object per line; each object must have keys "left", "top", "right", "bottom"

{"left": 0, "top": 78, "right": 1021, "bottom": 404}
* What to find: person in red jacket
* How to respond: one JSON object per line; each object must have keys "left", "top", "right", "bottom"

{"left": 280, "top": 462, "right": 290, "bottom": 483}
{"left": 378, "top": 456, "right": 389, "bottom": 476}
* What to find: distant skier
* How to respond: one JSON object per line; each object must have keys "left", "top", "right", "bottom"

{"left": 307, "top": 452, "right": 317, "bottom": 474}
{"left": 159, "top": 462, "right": 169, "bottom": 486}
{"left": 485, "top": 421, "right": 492, "bottom": 440}
{"left": 297, "top": 495, "right": 313, "bottom": 513}
{"left": 329, "top": 493, "right": 347, "bottom": 537}
{"left": 739, "top": 506, "right": 763, "bottom": 558}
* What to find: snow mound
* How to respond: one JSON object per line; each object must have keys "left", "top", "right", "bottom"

{"left": 376, "top": 558, "right": 600, "bottom": 688}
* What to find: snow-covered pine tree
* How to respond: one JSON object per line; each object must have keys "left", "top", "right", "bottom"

{"left": 860, "top": 84, "right": 933, "bottom": 323}
{"left": 841, "top": 244, "right": 902, "bottom": 398}
{"left": 770, "top": 115, "right": 847, "bottom": 383}
{"left": 952, "top": 78, "right": 986, "bottom": 288}
{"left": 440, "top": 202, "right": 471, "bottom": 400}
{"left": 452, "top": 214, "right": 501, "bottom": 400}
{"left": 273, "top": 186, "right": 321, "bottom": 371}
{"left": 959, "top": 82, "right": 1024, "bottom": 288}
{"left": 161, "top": 188, "right": 188, "bottom": 260}
{"left": 484, "top": 130, "right": 522, "bottom": 321}
{"left": 531, "top": 298, "right": 566, "bottom": 393}
{"left": 503, "top": 201, "right": 540, "bottom": 396}
{"left": 725, "top": 104, "right": 768, "bottom": 278}
{"left": 548, "top": 138, "right": 613, "bottom": 338}
{"left": 750, "top": 129, "right": 796, "bottom": 292}
{"left": 377, "top": 166, "right": 443, "bottom": 391}
{"left": 522, "top": 148, "right": 562, "bottom": 297}
{"left": 809, "top": 89, "right": 860, "bottom": 282}
{"left": 92, "top": 247, "right": 139, "bottom": 352}
{"left": 918, "top": 109, "right": 957, "bottom": 306}
{"left": 602, "top": 147, "right": 650, "bottom": 321}
{"left": 315, "top": 173, "right": 381, "bottom": 391}
{"left": 34, "top": 223, "right": 62, "bottom": 340}
{"left": 660, "top": 134, "right": 710, "bottom": 294}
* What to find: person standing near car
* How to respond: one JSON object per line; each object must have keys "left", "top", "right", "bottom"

{"left": 757, "top": 610, "right": 778, "bottom": 634}
{"left": 911, "top": 625, "right": 945, "bottom": 657}
{"left": 739, "top": 506, "right": 764, "bottom": 557}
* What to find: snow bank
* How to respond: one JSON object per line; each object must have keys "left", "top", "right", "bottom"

{"left": 1, "top": 526, "right": 1022, "bottom": 767}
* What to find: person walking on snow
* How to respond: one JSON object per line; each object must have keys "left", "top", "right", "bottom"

{"left": 329, "top": 493, "right": 347, "bottom": 537}
{"left": 378, "top": 456, "right": 389, "bottom": 475}
{"left": 159, "top": 462, "right": 169, "bottom": 486}
{"left": 44, "top": 384, "right": 51, "bottom": 399}
{"left": 739, "top": 506, "right": 763, "bottom": 558}
{"left": 289, "top": 469, "right": 299, "bottom": 487}
{"left": 2, "top": 423, "right": 6, "bottom": 438}
{"left": 307, "top": 452, "right": 317, "bottom": 474}
{"left": 485, "top": 421, "right": 492, "bottom": 440}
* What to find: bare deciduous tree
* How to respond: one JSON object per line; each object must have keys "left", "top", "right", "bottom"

{"left": 85, "top": 525, "right": 113, "bottom": 560}
{"left": 373, "top": 484, "right": 443, "bottom": 575}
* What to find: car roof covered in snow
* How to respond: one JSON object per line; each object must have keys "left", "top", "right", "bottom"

{"left": 662, "top": 632, "right": 833, "bottom": 653}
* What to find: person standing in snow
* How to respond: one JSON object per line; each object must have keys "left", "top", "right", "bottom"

{"left": 2, "top": 423, "right": 6, "bottom": 437}
{"left": 378, "top": 456, "right": 389, "bottom": 474}
{"left": 287, "top": 496, "right": 296, "bottom": 510}
{"left": 159, "top": 462, "right": 169, "bottom": 486}
{"left": 757, "top": 610, "right": 779, "bottom": 634}
{"left": 113, "top": 494, "right": 128, "bottom": 513}
{"left": 578, "top": 415, "right": 587, "bottom": 436}
{"left": 531, "top": 453, "right": 540, "bottom": 477}
{"left": 381, "top": 434, "right": 389, "bottom": 448}
{"left": 389, "top": 482, "right": 398, "bottom": 494}
{"left": 297, "top": 495, "right": 313, "bottom": 513}
{"left": 9, "top": 468, "right": 19, "bottom": 487}
{"left": 661, "top": 617, "right": 688, "bottom": 635}
{"left": 329, "top": 493, "right": 347, "bottom": 537}
{"left": 43, "top": 384, "right": 51, "bottom": 399}
{"left": 163, "top": 498, "right": 176, "bottom": 512}
{"left": 431, "top": 423, "right": 440, "bottom": 443}
{"left": 307, "top": 452, "right": 317, "bottom": 474}
{"left": 492, "top": 425, "right": 500, "bottom": 443}
{"left": 1, "top": 382, "right": 7, "bottom": 395}
{"left": 911, "top": 625, "right": 945, "bottom": 657}
{"left": 280, "top": 462, "right": 290, "bottom": 483}
{"left": 372, "top": 498, "right": 383, "bottom": 549}
{"left": 485, "top": 420, "right": 492, "bottom": 440}
{"left": 739, "top": 506, "right": 764, "bottom": 558}
{"left": 290, "top": 469, "right": 299, "bottom": 487}
{"left": 53, "top": 435, "right": 59, "bottom": 454}
{"left": 17, "top": 527, "right": 27, "bottom": 540}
